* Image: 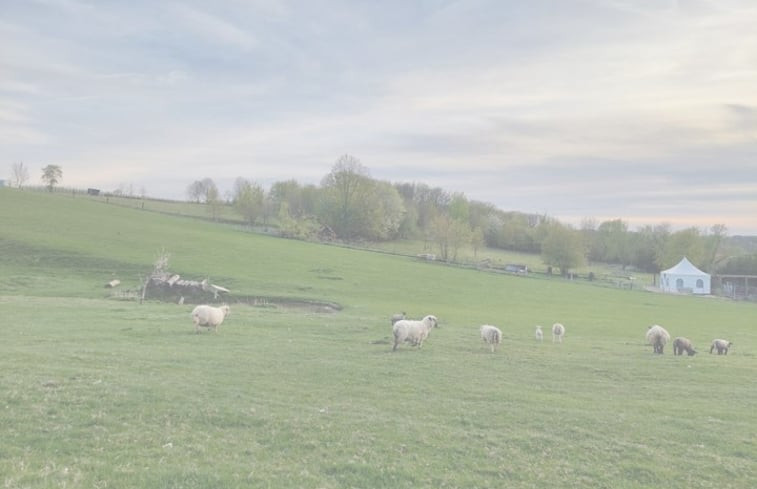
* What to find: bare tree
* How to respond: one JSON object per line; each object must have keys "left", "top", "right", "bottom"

{"left": 11, "top": 161, "right": 29, "bottom": 188}
{"left": 41, "top": 164, "right": 63, "bottom": 192}
{"left": 187, "top": 180, "right": 204, "bottom": 203}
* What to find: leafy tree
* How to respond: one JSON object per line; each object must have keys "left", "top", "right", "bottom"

{"left": 205, "top": 182, "right": 222, "bottom": 221}
{"left": 11, "top": 161, "right": 29, "bottom": 188}
{"left": 278, "top": 202, "right": 318, "bottom": 240}
{"left": 448, "top": 193, "right": 470, "bottom": 222}
{"left": 485, "top": 211, "right": 540, "bottom": 253}
{"left": 596, "top": 219, "right": 632, "bottom": 267}
{"left": 365, "top": 181, "right": 406, "bottom": 240}
{"left": 661, "top": 227, "right": 705, "bottom": 269}
{"left": 41, "top": 164, "right": 62, "bottom": 192}
{"left": 541, "top": 221, "right": 585, "bottom": 276}
{"left": 430, "top": 214, "right": 470, "bottom": 262}
{"left": 719, "top": 253, "right": 757, "bottom": 275}
{"left": 232, "top": 177, "right": 265, "bottom": 227}
{"left": 702, "top": 224, "right": 729, "bottom": 272}
{"left": 299, "top": 184, "right": 321, "bottom": 217}
{"left": 470, "top": 226, "right": 485, "bottom": 258}
{"left": 269, "top": 179, "right": 305, "bottom": 217}
{"left": 634, "top": 223, "right": 671, "bottom": 272}
{"left": 397, "top": 205, "right": 420, "bottom": 239}
{"left": 468, "top": 200, "right": 496, "bottom": 233}
{"left": 318, "top": 154, "right": 374, "bottom": 239}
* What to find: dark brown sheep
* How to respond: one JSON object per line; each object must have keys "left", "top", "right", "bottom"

{"left": 672, "top": 337, "right": 697, "bottom": 356}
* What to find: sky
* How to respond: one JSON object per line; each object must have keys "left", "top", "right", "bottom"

{"left": 2, "top": 0, "right": 756, "bottom": 235}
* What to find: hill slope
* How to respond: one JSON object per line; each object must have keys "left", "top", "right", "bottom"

{"left": 1, "top": 187, "right": 756, "bottom": 488}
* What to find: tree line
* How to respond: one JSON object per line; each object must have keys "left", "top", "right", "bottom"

{"left": 8, "top": 159, "right": 748, "bottom": 276}
{"left": 186, "top": 154, "right": 752, "bottom": 276}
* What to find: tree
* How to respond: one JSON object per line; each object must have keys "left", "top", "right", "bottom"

{"left": 448, "top": 193, "right": 470, "bottom": 222}
{"left": 187, "top": 180, "right": 206, "bottom": 203}
{"left": 318, "top": 154, "right": 374, "bottom": 239}
{"left": 661, "top": 227, "right": 705, "bottom": 269}
{"left": 635, "top": 223, "right": 670, "bottom": 273}
{"left": 541, "top": 222, "right": 585, "bottom": 276}
{"left": 596, "top": 219, "right": 632, "bottom": 267}
{"left": 41, "top": 164, "right": 62, "bottom": 192}
{"left": 470, "top": 226, "right": 485, "bottom": 258}
{"left": 232, "top": 177, "right": 265, "bottom": 227}
{"left": 702, "top": 224, "right": 729, "bottom": 272}
{"left": 11, "top": 161, "right": 29, "bottom": 188}
{"left": 186, "top": 178, "right": 219, "bottom": 204}
{"left": 205, "top": 183, "right": 222, "bottom": 221}
{"left": 269, "top": 179, "right": 304, "bottom": 217}
{"left": 430, "top": 214, "right": 471, "bottom": 262}
{"left": 364, "top": 181, "right": 406, "bottom": 240}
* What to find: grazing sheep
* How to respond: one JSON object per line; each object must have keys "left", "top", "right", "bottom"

{"left": 535, "top": 325, "right": 543, "bottom": 342}
{"left": 551, "top": 323, "right": 565, "bottom": 343}
{"left": 710, "top": 339, "right": 732, "bottom": 355}
{"left": 392, "top": 315, "right": 439, "bottom": 351}
{"left": 191, "top": 304, "right": 230, "bottom": 334}
{"left": 480, "top": 325, "right": 502, "bottom": 353}
{"left": 646, "top": 325, "right": 670, "bottom": 354}
{"left": 390, "top": 312, "right": 406, "bottom": 326}
{"left": 672, "top": 337, "right": 697, "bottom": 356}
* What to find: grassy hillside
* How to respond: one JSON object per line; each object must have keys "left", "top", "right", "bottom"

{"left": 1, "top": 187, "right": 756, "bottom": 488}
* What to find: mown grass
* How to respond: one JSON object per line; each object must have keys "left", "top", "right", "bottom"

{"left": 1, "top": 188, "right": 756, "bottom": 488}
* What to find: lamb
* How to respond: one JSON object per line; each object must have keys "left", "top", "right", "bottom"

{"left": 646, "top": 325, "right": 670, "bottom": 354}
{"left": 392, "top": 315, "right": 439, "bottom": 351}
{"left": 672, "top": 337, "right": 697, "bottom": 356}
{"left": 480, "top": 325, "right": 502, "bottom": 353}
{"left": 535, "top": 325, "right": 543, "bottom": 342}
{"left": 709, "top": 339, "right": 732, "bottom": 355}
{"left": 551, "top": 323, "right": 565, "bottom": 343}
{"left": 191, "top": 304, "right": 230, "bottom": 334}
{"left": 390, "top": 312, "right": 406, "bottom": 326}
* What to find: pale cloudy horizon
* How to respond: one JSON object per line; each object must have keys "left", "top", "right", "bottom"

{"left": 2, "top": 0, "right": 756, "bottom": 234}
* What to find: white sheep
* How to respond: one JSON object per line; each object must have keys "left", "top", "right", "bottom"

{"left": 191, "top": 304, "right": 230, "bottom": 333}
{"left": 392, "top": 315, "right": 438, "bottom": 351}
{"left": 480, "top": 324, "right": 502, "bottom": 353}
{"left": 710, "top": 339, "right": 732, "bottom": 355}
{"left": 646, "top": 324, "right": 670, "bottom": 354}
{"left": 535, "top": 325, "right": 543, "bottom": 342}
{"left": 551, "top": 323, "right": 565, "bottom": 343}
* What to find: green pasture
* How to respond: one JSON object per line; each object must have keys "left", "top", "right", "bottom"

{"left": 1, "top": 188, "right": 756, "bottom": 488}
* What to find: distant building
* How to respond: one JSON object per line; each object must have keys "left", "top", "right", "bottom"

{"left": 0, "top": 179, "right": 6, "bottom": 187}
{"left": 660, "top": 257, "right": 711, "bottom": 294}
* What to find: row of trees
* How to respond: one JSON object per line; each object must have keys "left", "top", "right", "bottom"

{"left": 9, "top": 162, "right": 63, "bottom": 191}
{"left": 188, "top": 154, "right": 749, "bottom": 275}
{"left": 9, "top": 157, "right": 747, "bottom": 276}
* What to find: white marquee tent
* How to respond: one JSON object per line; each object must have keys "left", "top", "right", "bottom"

{"left": 660, "top": 257, "right": 711, "bottom": 295}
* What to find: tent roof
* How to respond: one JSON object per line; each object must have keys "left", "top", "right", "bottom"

{"left": 661, "top": 257, "right": 709, "bottom": 276}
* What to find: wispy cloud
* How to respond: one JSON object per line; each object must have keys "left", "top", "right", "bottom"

{"left": 2, "top": 0, "right": 756, "bottom": 233}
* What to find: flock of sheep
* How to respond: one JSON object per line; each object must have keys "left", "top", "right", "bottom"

{"left": 188, "top": 303, "right": 734, "bottom": 358}
{"left": 645, "top": 324, "right": 733, "bottom": 356}
{"left": 390, "top": 313, "right": 565, "bottom": 353}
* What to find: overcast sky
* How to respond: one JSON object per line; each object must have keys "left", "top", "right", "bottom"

{"left": 2, "top": 0, "right": 756, "bottom": 234}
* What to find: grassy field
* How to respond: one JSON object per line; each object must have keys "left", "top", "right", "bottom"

{"left": 1, "top": 187, "right": 756, "bottom": 488}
